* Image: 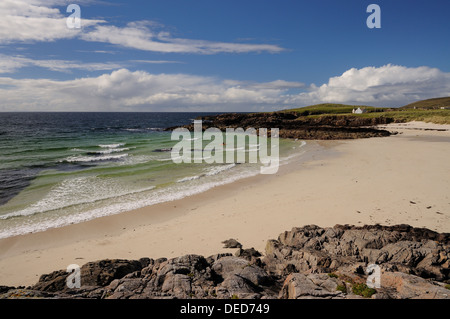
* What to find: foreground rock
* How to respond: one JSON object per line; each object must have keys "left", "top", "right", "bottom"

{"left": 1, "top": 224, "right": 449, "bottom": 299}
{"left": 165, "top": 112, "right": 393, "bottom": 140}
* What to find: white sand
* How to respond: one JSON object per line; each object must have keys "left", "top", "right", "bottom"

{"left": 0, "top": 121, "right": 449, "bottom": 287}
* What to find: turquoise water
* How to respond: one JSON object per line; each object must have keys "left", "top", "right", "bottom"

{"left": 0, "top": 112, "right": 304, "bottom": 238}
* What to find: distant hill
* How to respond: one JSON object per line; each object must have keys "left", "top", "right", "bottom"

{"left": 285, "top": 103, "right": 386, "bottom": 116}
{"left": 279, "top": 99, "right": 450, "bottom": 124}
{"left": 400, "top": 97, "right": 450, "bottom": 109}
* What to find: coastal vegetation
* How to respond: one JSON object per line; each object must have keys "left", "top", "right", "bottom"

{"left": 281, "top": 97, "right": 450, "bottom": 124}
{"left": 170, "top": 97, "right": 449, "bottom": 140}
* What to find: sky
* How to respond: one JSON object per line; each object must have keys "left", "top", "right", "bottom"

{"left": 0, "top": 0, "right": 449, "bottom": 112}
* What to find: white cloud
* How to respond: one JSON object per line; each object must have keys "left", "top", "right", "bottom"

{"left": 0, "top": 1, "right": 284, "bottom": 54}
{"left": 80, "top": 22, "right": 284, "bottom": 54}
{"left": 0, "top": 54, "right": 185, "bottom": 73}
{"left": 288, "top": 64, "right": 450, "bottom": 107}
{"left": 0, "top": 69, "right": 299, "bottom": 111}
{"left": 0, "top": 65, "right": 449, "bottom": 112}
{"left": 0, "top": 54, "right": 125, "bottom": 73}
{"left": 0, "top": 0, "right": 104, "bottom": 44}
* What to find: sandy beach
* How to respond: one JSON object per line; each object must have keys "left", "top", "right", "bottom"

{"left": 0, "top": 121, "right": 449, "bottom": 287}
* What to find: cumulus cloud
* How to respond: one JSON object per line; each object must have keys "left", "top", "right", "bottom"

{"left": 0, "top": 65, "right": 449, "bottom": 112}
{"left": 0, "top": 0, "right": 103, "bottom": 43}
{"left": 288, "top": 64, "right": 450, "bottom": 107}
{"left": 0, "top": 69, "right": 301, "bottom": 111}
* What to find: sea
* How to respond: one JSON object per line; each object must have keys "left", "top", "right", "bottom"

{"left": 0, "top": 112, "right": 305, "bottom": 239}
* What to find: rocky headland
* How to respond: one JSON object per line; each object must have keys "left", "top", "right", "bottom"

{"left": 2, "top": 224, "right": 449, "bottom": 299}
{"left": 165, "top": 112, "right": 395, "bottom": 139}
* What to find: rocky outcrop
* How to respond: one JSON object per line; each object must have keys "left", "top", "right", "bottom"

{"left": 31, "top": 258, "right": 146, "bottom": 292}
{"left": 165, "top": 112, "right": 394, "bottom": 140}
{"left": 1, "top": 224, "right": 449, "bottom": 299}
{"left": 221, "top": 239, "right": 242, "bottom": 249}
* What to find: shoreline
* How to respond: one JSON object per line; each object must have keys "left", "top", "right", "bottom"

{"left": 1, "top": 121, "right": 449, "bottom": 287}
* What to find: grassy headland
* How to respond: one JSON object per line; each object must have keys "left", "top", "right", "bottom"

{"left": 169, "top": 97, "right": 450, "bottom": 140}
{"left": 280, "top": 97, "right": 450, "bottom": 124}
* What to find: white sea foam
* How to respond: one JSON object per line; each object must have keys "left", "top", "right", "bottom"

{"left": 0, "top": 140, "right": 309, "bottom": 239}
{"left": 205, "top": 163, "right": 236, "bottom": 176}
{"left": 61, "top": 153, "right": 128, "bottom": 163}
{"left": 0, "top": 176, "right": 155, "bottom": 220}
{"left": 176, "top": 163, "right": 236, "bottom": 183}
{"left": 0, "top": 166, "right": 260, "bottom": 239}
{"left": 99, "top": 143, "right": 125, "bottom": 148}
{"left": 93, "top": 148, "right": 130, "bottom": 155}
{"left": 176, "top": 175, "right": 201, "bottom": 183}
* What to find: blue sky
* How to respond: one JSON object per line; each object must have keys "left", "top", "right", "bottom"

{"left": 0, "top": 0, "right": 449, "bottom": 111}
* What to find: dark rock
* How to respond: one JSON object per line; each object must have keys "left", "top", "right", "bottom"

{"left": 31, "top": 259, "right": 143, "bottom": 292}
{"left": 222, "top": 238, "right": 242, "bottom": 249}
{"left": 0, "top": 286, "right": 15, "bottom": 294}
{"left": 32, "top": 270, "right": 68, "bottom": 292}
{"left": 206, "top": 253, "right": 233, "bottom": 265}
{"left": 279, "top": 273, "right": 345, "bottom": 299}
{"left": 80, "top": 259, "right": 143, "bottom": 287}
{"left": 235, "top": 247, "right": 262, "bottom": 260}
{"left": 164, "top": 112, "right": 393, "bottom": 140}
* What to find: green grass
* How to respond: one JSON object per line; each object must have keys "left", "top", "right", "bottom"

{"left": 445, "top": 284, "right": 450, "bottom": 290}
{"left": 382, "top": 109, "right": 450, "bottom": 124}
{"left": 336, "top": 284, "right": 347, "bottom": 294}
{"left": 352, "top": 283, "right": 377, "bottom": 298}
{"left": 400, "top": 97, "right": 450, "bottom": 110}
{"left": 279, "top": 102, "right": 450, "bottom": 125}
{"left": 285, "top": 103, "right": 387, "bottom": 116}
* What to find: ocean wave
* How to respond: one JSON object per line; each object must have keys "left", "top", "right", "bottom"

{"left": 176, "top": 175, "right": 201, "bottom": 183}
{"left": 99, "top": 143, "right": 125, "bottom": 148}
{"left": 87, "top": 148, "right": 130, "bottom": 155}
{"left": 0, "top": 139, "right": 308, "bottom": 238}
{"left": 0, "top": 166, "right": 260, "bottom": 239}
{"left": 123, "top": 128, "right": 163, "bottom": 132}
{"left": 60, "top": 153, "right": 128, "bottom": 163}
{"left": 0, "top": 176, "right": 155, "bottom": 220}
{"left": 176, "top": 163, "right": 236, "bottom": 183}
{"left": 205, "top": 163, "right": 236, "bottom": 176}
{"left": 123, "top": 128, "right": 141, "bottom": 132}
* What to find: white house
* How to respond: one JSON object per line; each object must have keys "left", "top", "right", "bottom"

{"left": 352, "top": 107, "right": 367, "bottom": 114}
